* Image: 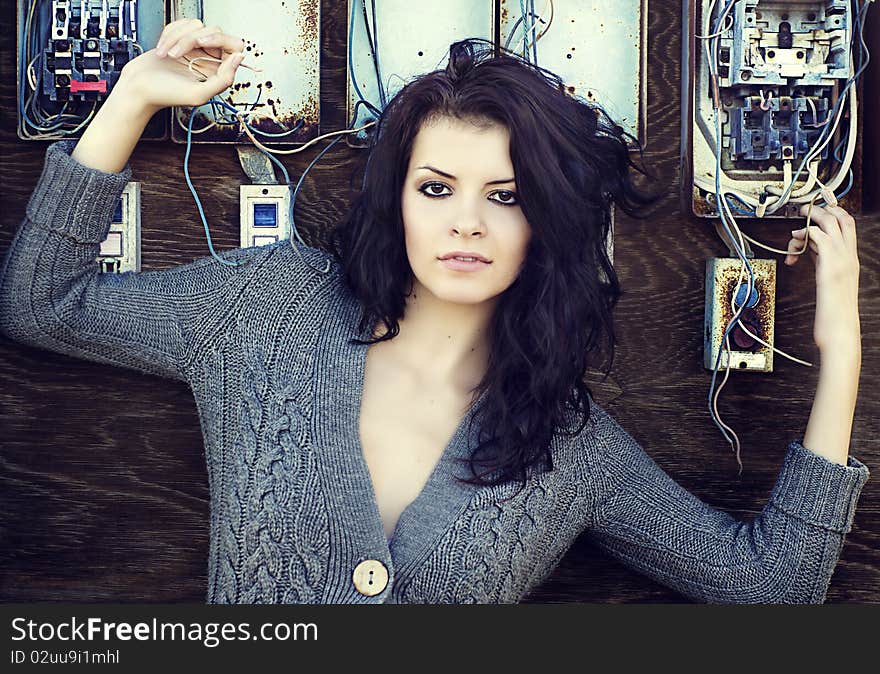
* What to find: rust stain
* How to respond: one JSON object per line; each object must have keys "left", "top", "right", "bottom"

{"left": 692, "top": 187, "right": 717, "bottom": 216}
{"left": 715, "top": 261, "right": 776, "bottom": 357}
{"left": 296, "top": 0, "right": 319, "bottom": 56}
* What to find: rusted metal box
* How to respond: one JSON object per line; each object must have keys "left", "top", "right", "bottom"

{"left": 704, "top": 257, "right": 777, "bottom": 373}
{"left": 171, "top": 0, "right": 321, "bottom": 145}
{"left": 499, "top": 0, "right": 647, "bottom": 147}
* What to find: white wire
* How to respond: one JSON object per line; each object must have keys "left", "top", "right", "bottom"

{"left": 510, "top": 0, "right": 552, "bottom": 54}
{"left": 696, "top": 1, "right": 858, "bottom": 213}
{"left": 694, "top": 85, "right": 856, "bottom": 209}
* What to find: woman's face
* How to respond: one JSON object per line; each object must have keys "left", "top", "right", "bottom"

{"left": 401, "top": 115, "right": 532, "bottom": 306}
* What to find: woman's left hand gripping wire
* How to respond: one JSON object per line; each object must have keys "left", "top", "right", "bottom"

{"left": 785, "top": 203, "right": 861, "bottom": 355}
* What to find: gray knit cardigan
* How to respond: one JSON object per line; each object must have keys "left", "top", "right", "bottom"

{"left": 0, "top": 140, "right": 871, "bottom": 603}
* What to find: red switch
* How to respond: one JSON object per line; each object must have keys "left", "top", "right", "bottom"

{"left": 70, "top": 79, "right": 107, "bottom": 94}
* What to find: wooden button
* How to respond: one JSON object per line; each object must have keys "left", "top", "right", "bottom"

{"left": 352, "top": 559, "right": 388, "bottom": 596}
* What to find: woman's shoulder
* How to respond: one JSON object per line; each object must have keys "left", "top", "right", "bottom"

{"left": 219, "top": 240, "right": 352, "bottom": 330}
{"left": 259, "top": 240, "right": 341, "bottom": 277}
{"left": 243, "top": 240, "right": 352, "bottom": 299}
{"left": 539, "top": 393, "right": 606, "bottom": 481}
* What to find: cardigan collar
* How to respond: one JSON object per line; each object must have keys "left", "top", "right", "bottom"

{"left": 310, "top": 282, "right": 487, "bottom": 584}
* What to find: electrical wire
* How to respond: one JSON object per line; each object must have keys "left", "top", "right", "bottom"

{"left": 181, "top": 91, "right": 376, "bottom": 270}
{"left": 519, "top": 0, "right": 530, "bottom": 60}
{"left": 697, "top": 0, "right": 870, "bottom": 214}
{"left": 697, "top": 0, "right": 870, "bottom": 472}
{"left": 362, "top": 0, "right": 387, "bottom": 109}
{"left": 347, "top": 0, "right": 383, "bottom": 122}
{"left": 505, "top": 0, "right": 554, "bottom": 58}
{"left": 530, "top": 0, "right": 539, "bottom": 65}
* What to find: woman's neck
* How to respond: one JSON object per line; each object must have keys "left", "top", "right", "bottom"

{"left": 373, "top": 280, "right": 495, "bottom": 395}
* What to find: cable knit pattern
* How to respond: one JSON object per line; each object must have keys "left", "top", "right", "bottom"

{"left": 395, "top": 428, "right": 602, "bottom": 603}
{"left": 0, "top": 140, "right": 871, "bottom": 604}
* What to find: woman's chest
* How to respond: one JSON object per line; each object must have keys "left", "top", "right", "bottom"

{"left": 358, "top": 362, "right": 473, "bottom": 541}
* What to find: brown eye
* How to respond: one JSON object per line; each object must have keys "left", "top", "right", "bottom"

{"left": 492, "top": 190, "right": 518, "bottom": 206}
{"left": 419, "top": 182, "right": 450, "bottom": 197}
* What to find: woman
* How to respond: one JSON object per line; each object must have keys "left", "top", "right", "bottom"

{"left": 0, "top": 19, "right": 869, "bottom": 604}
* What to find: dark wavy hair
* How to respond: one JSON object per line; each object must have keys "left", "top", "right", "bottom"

{"left": 330, "top": 38, "right": 661, "bottom": 493}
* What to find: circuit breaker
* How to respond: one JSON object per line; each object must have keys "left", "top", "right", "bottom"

{"left": 16, "top": 0, "right": 165, "bottom": 140}
{"left": 684, "top": 0, "right": 862, "bottom": 218}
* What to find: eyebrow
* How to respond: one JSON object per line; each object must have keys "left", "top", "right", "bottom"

{"left": 416, "top": 165, "right": 515, "bottom": 185}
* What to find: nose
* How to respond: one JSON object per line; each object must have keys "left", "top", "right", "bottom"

{"left": 450, "top": 203, "right": 486, "bottom": 238}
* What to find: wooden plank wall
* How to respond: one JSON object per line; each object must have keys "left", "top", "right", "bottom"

{"left": 0, "top": 0, "right": 877, "bottom": 603}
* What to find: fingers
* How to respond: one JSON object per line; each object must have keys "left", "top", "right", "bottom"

{"left": 797, "top": 201, "right": 857, "bottom": 250}
{"left": 196, "top": 32, "right": 246, "bottom": 56}
{"left": 784, "top": 230, "right": 817, "bottom": 266}
{"left": 825, "top": 204, "right": 858, "bottom": 254}
{"left": 164, "top": 25, "right": 226, "bottom": 59}
{"left": 199, "top": 50, "right": 245, "bottom": 100}
{"left": 156, "top": 18, "right": 203, "bottom": 57}
{"left": 155, "top": 19, "right": 240, "bottom": 60}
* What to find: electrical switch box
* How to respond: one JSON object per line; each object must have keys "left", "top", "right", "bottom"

{"left": 683, "top": 0, "right": 863, "bottom": 218}
{"left": 97, "top": 182, "right": 141, "bottom": 273}
{"left": 498, "top": 0, "right": 647, "bottom": 146}
{"left": 16, "top": 0, "right": 167, "bottom": 140}
{"left": 704, "top": 257, "right": 777, "bottom": 373}
{"left": 170, "top": 0, "right": 321, "bottom": 145}
{"left": 240, "top": 184, "right": 290, "bottom": 248}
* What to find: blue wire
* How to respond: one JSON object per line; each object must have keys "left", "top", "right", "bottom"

{"left": 724, "top": 192, "right": 754, "bottom": 216}
{"left": 707, "top": 0, "right": 757, "bottom": 470}
{"left": 183, "top": 105, "right": 246, "bottom": 268}
{"left": 183, "top": 97, "right": 375, "bottom": 269}
{"left": 348, "top": 0, "right": 383, "bottom": 122}
{"left": 530, "top": 0, "right": 539, "bottom": 66}
{"left": 836, "top": 168, "right": 855, "bottom": 200}
{"left": 519, "top": 0, "right": 530, "bottom": 61}
{"left": 504, "top": 16, "right": 527, "bottom": 52}
{"left": 368, "top": 0, "right": 387, "bottom": 109}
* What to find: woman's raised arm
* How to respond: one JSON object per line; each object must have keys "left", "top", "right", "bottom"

{"left": 0, "top": 138, "right": 280, "bottom": 382}
{"left": 0, "top": 20, "right": 275, "bottom": 382}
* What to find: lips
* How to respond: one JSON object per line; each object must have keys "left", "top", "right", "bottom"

{"left": 439, "top": 251, "right": 491, "bottom": 263}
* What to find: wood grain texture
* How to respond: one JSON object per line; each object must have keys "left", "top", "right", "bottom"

{"left": 0, "top": 0, "right": 876, "bottom": 604}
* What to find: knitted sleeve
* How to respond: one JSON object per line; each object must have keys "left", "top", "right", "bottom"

{"left": 0, "top": 140, "right": 277, "bottom": 383}
{"left": 583, "top": 402, "right": 871, "bottom": 604}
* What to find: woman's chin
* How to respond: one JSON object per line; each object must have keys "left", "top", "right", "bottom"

{"left": 418, "top": 281, "right": 501, "bottom": 306}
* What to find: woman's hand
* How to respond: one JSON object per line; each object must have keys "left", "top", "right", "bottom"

{"left": 784, "top": 202, "right": 861, "bottom": 356}
{"left": 117, "top": 18, "right": 246, "bottom": 113}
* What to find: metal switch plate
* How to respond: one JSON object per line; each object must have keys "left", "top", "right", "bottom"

{"left": 97, "top": 182, "right": 141, "bottom": 274}
{"left": 240, "top": 184, "right": 290, "bottom": 248}
{"left": 498, "top": 0, "right": 647, "bottom": 146}
{"left": 345, "top": 0, "right": 495, "bottom": 147}
{"left": 704, "top": 257, "right": 777, "bottom": 373}
{"left": 171, "top": 0, "right": 321, "bottom": 145}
